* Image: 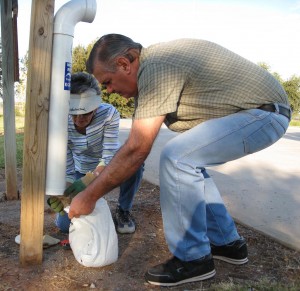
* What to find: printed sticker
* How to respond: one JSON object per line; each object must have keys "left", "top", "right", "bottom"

{"left": 64, "top": 62, "right": 72, "bottom": 90}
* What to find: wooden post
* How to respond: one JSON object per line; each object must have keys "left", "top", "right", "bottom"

{"left": 1, "top": 0, "right": 18, "bottom": 200}
{"left": 20, "top": 0, "right": 54, "bottom": 265}
{"left": 12, "top": 0, "right": 19, "bottom": 82}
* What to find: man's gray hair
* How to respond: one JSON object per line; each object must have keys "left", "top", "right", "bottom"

{"left": 71, "top": 72, "right": 101, "bottom": 95}
{"left": 86, "top": 34, "right": 142, "bottom": 73}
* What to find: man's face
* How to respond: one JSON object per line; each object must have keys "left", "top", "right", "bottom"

{"left": 92, "top": 58, "right": 138, "bottom": 98}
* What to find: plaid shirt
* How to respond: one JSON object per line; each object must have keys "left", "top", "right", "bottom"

{"left": 134, "top": 39, "right": 289, "bottom": 132}
{"left": 66, "top": 103, "right": 120, "bottom": 183}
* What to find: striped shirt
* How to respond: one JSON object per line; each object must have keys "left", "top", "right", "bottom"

{"left": 134, "top": 39, "right": 289, "bottom": 132}
{"left": 66, "top": 103, "right": 120, "bottom": 183}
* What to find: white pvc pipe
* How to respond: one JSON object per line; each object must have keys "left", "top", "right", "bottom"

{"left": 46, "top": 0, "right": 97, "bottom": 195}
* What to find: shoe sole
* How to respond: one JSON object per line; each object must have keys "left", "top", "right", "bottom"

{"left": 213, "top": 255, "right": 248, "bottom": 265}
{"left": 146, "top": 269, "right": 216, "bottom": 287}
{"left": 116, "top": 226, "right": 136, "bottom": 234}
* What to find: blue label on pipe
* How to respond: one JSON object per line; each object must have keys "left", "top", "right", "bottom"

{"left": 64, "top": 62, "right": 72, "bottom": 90}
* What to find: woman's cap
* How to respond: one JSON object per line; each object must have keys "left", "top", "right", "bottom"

{"left": 69, "top": 89, "right": 101, "bottom": 115}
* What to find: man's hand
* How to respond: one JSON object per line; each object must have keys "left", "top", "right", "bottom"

{"left": 68, "top": 191, "right": 97, "bottom": 219}
{"left": 64, "top": 171, "right": 95, "bottom": 199}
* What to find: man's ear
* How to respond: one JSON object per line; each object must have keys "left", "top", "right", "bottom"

{"left": 116, "top": 57, "right": 131, "bottom": 72}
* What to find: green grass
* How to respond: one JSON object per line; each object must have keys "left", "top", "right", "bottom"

{"left": 290, "top": 119, "right": 300, "bottom": 127}
{"left": 0, "top": 133, "right": 24, "bottom": 169}
{"left": 0, "top": 115, "right": 25, "bottom": 132}
{"left": 0, "top": 115, "right": 24, "bottom": 169}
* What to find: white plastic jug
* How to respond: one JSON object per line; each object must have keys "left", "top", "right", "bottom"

{"left": 69, "top": 198, "right": 118, "bottom": 267}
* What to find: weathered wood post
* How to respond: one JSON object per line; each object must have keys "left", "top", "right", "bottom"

{"left": 12, "top": 0, "right": 19, "bottom": 83}
{"left": 20, "top": 0, "right": 54, "bottom": 265}
{"left": 0, "top": 0, "right": 18, "bottom": 200}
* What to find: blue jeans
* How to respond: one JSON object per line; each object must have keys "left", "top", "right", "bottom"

{"left": 159, "top": 108, "right": 290, "bottom": 261}
{"left": 56, "top": 164, "right": 144, "bottom": 233}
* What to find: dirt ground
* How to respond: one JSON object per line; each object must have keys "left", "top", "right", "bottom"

{"left": 0, "top": 168, "right": 300, "bottom": 291}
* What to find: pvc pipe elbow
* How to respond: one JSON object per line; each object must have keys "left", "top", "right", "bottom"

{"left": 54, "top": 0, "right": 97, "bottom": 37}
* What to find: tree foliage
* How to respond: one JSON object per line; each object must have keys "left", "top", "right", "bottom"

{"left": 71, "top": 45, "right": 88, "bottom": 73}
{"left": 71, "top": 38, "right": 98, "bottom": 73}
{"left": 282, "top": 76, "right": 300, "bottom": 115}
{"left": 101, "top": 88, "right": 134, "bottom": 118}
{"left": 258, "top": 62, "right": 300, "bottom": 115}
{"left": 257, "top": 62, "right": 270, "bottom": 72}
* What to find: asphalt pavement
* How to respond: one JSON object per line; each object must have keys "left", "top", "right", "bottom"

{"left": 119, "top": 119, "right": 300, "bottom": 252}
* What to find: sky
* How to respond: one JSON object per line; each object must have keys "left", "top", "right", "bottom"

{"left": 16, "top": 0, "right": 300, "bottom": 80}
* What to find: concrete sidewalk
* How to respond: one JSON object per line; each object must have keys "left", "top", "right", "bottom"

{"left": 119, "top": 119, "right": 300, "bottom": 252}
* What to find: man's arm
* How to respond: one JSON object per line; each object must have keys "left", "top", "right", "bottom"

{"left": 68, "top": 115, "right": 166, "bottom": 218}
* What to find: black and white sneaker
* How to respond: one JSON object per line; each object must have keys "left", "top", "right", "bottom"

{"left": 211, "top": 237, "right": 248, "bottom": 265}
{"left": 145, "top": 254, "right": 216, "bottom": 286}
{"left": 114, "top": 206, "right": 136, "bottom": 234}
